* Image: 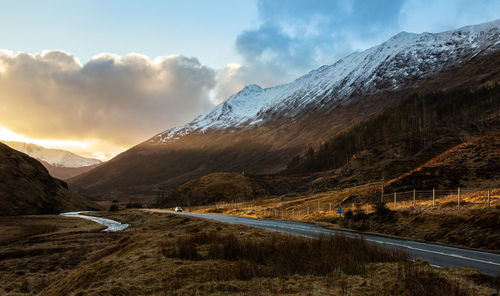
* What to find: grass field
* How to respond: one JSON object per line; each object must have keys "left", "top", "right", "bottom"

{"left": 0, "top": 210, "right": 498, "bottom": 295}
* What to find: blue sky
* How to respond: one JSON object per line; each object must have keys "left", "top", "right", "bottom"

{"left": 0, "top": 0, "right": 257, "bottom": 67}
{"left": 0, "top": 0, "right": 499, "bottom": 159}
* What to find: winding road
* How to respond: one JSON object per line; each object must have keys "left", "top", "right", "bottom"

{"left": 60, "top": 211, "right": 129, "bottom": 231}
{"left": 149, "top": 209, "right": 500, "bottom": 276}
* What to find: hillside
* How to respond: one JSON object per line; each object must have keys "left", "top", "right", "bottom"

{"left": 70, "top": 20, "right": 500, "bottom": 201}
{"left": 160, "top": 172, "right": 267, "bottom": 207}
{"left": 385, "top": 132, "right": 500, "bottom": 191}
{"left": 0, "top": 142, "right": 100, "bottom": 216}
{"left": 286, "top": 85, "right": 500, "bottom": 190}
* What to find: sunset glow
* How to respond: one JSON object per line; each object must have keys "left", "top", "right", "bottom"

{"left": 0, "top": 126, "right": 123, "bottom": 161}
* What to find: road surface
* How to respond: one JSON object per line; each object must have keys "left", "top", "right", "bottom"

{"left": 149, "top": 209, "right": 500, "bottom": 275}
{"left": 60, "top": 211, "right": 129, "bottom": 231}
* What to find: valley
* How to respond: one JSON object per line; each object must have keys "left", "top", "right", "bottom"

{"left": 1, "top": 210, "right": 498, "bottom": 295}
{"left": 1, "top": 17, "right": 500, "bottom": 296}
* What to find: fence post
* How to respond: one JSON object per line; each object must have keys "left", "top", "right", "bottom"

{"left": 413, "top": 189, "right": 416, "bottom": 206}
{"left": 458, "top": 187, "right": 461, "bottom": 208}
{"left": 329, "top": 203, "right": 332, "bottom": 212}
{"left": 381, "top": 183, "right": 384, "bottom": 203}
{"left": 432, "top": 188, "right": 435, "bottom": 207}
{"left": 487, "top": 190, "right": 491, "bottom": 213}
{"left": 394, "top": 192, "right": 397, "bottom": 209}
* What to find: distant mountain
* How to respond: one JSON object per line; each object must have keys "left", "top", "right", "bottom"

{"left": 0, "top": 142, "right": 101, "bottom": 216}
{"left": 1, "top": 141, "right": 102, "bottom": 180}
{"left": 71, "top": 19, "right": 500, "bottom": 201}
{"left": 2, "top": 141, "right": 102, "bottom": 167}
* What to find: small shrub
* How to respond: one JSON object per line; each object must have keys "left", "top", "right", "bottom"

{"left": 374, "top": 201, "right": 392, "bottom": 216}
{"left": 345, "top": 209, "right": 353, "bottom": 219}
{"left": 390, "top": 260, "right": 478, "bottom": 296}
{"left": 108, "top": 204, "right": 119, "bottom": 212}
{"left": 125, "top": 202, "right": 142, "bottom": 209}
{"left": 352, "top": 209, "right": 367, "bottom": 221}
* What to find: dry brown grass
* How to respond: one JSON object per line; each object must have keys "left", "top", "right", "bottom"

{"left": 166, "top": 231, "right": 408, "bottom": 278}
{"left": 0, "top": 210, "right": 498, "bottom": 295}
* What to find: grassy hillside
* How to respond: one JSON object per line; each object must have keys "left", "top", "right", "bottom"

{"left": 0, "top": 143, "right": 100, "bottom": 216}
{"left": 160, "top": 172, "right": 267, "bottom": 207}
{"left": 287, "top": 86, "right": 500, "bottom": 188}
{"left": 386, "top": 132, "right": 500, "bottom": 191}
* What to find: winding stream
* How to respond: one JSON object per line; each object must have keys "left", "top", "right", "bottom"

{"left": 59, "top": 211, "right": 129, "bottom": 231}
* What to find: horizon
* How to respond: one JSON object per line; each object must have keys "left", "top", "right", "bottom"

{"left": 1, "top": 0, "right": 499, "bottom": 161}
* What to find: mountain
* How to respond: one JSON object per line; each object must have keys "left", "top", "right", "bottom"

{"left": 71, "top": 20, "right": 500, "bottom": 201}
{"left": 0, "top": 142, "right": 101, "bottom": 216}
{"left": 1, "top": 141, "right": 102, "bottom": 180}
{"left": 153, "top": 20, "right": 500, "bottom": 143}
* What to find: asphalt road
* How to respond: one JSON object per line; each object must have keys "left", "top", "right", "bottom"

{"left": 149, "top": 209, "right": 500, "bottom": 276}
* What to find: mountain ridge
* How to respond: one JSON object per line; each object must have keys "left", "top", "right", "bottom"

{"left": 152, "top": 19, "right": 500, "bottom": 144}
{"left": 70, "top": 19, "right": 500, "bottom": 201}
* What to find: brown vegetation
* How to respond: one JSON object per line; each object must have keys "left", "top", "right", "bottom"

{"left": 1, "top": 210, "right": 497, "bottom": 295}
{"left": 160, "top": 172, "right": 267, "bottom": 207}
{"left": 386, "top": 132, "right": 500, "bottom": 191}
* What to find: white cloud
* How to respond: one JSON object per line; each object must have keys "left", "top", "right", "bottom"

{"left": 0, "top": 50, "right": 216, "bottom": 155}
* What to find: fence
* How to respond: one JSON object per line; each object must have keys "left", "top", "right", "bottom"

{"left": 195, "top": 187, "right": 499, "bottom": 220}
{"left": 379, "top": 188, "right": 497, "bottom": 211}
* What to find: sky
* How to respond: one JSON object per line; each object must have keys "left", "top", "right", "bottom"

{"left": 0, "top": 0, "right": 499, "bottom": 160}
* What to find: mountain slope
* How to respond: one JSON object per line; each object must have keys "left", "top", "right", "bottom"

{"left": 38, "top": 159, "right": 102, "bottom": 180}
{"left": 160, "top": 172, "right": 267, "bottom": 207}
{"left": 2, "top": 141, "right": 102, "bottom": 168}
{"left": 0, "top": 142, "right": 100, "bottom": 216}
{"left": 71, "top": 20, "right": 500, "bottom": 201}
{"left": 386, "top": 132, "right": 500, "bottom": 191}
{"left": 154, "top": 20, "right": 500, "bottom": 143}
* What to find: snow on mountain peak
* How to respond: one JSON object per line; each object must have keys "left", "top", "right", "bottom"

{"left": 1, "top": 141, "right": 102, "bottom": 168}
{"left": 153, "top": 19, "right": 500, "bottom": 144}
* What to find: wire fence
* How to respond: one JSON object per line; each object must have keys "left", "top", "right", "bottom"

{"left": 196, "top": 187, "right": 499, "bottom": 220}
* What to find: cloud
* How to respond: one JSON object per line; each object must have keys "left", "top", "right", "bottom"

{"left": 212, "top": 0, "right": 405, "bottom": 102}
{"left": 0, "top": 50, "right": 216, "bottom": 155}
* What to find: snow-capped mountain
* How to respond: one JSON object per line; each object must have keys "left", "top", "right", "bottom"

{"left": 153, "top": 19, "right": 500, "bottom": 143}
{"left": 2, "top": 141, "right": 102, "bottom": 168}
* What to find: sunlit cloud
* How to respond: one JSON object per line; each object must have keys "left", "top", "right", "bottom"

{"left": 0, "top": 50, "right": 216, "bottom": 159}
